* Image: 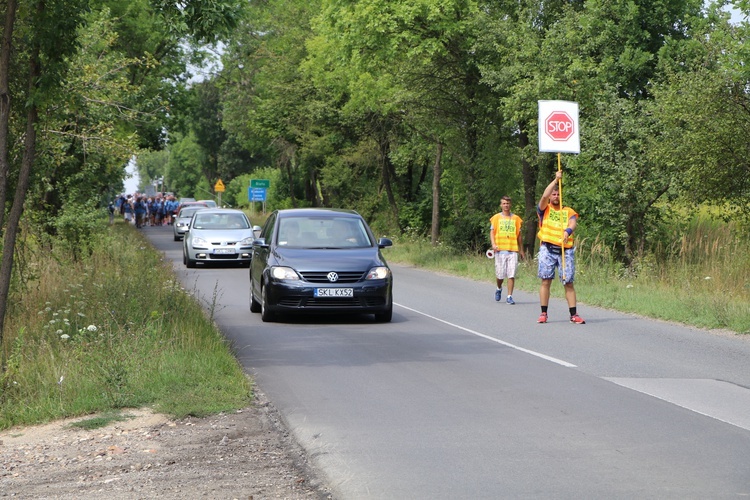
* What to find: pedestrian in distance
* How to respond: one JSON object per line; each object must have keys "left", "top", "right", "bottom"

{"left": 133, "top": 196, "right": 146, "bottom": 228}
{"left": 122, "top": 195, "right": 134, "bottom": 224}
{"left": 489, "top": 196, "right": 525, "bottom": 305}
{"left": 536, "top": 170, "right": 585, "bottom": 324}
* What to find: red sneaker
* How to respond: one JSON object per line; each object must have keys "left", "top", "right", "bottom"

{"left": 537, "top": 312, "right": 548, "bottom": 324}
{"left": 570, "top": 314, "right": 586, "bottom": 324}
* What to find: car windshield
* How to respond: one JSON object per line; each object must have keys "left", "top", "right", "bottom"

{"left": 277, "top": 216, "right": 371, "bottom": 248}
{"left": 192, "top": 213, "right": 250, "bottom": 230}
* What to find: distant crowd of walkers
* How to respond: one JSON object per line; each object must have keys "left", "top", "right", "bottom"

{"left": 110, "top": 193, "right": 180, "bottom": 228}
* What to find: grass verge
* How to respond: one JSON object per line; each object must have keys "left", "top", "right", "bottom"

{"left": 0, "top": 220, "right": 252, "bottom": 431}
{"left": 385, "top": 237, "right": 750, "bottom": 334}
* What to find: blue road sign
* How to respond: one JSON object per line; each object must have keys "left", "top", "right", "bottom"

{"left": 248, "top": 187, "right": 267, "bottom": 202}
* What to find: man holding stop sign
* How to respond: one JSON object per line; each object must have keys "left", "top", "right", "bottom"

{"left": 536, "top": 170, "right": 585, "bottom": 324}
{"left": 536, "top": 100, "right": 585, "bottom": 324}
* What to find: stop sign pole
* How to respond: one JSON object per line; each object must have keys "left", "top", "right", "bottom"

{"left": 538, "top": 100, "right": 580, "bottom": 281}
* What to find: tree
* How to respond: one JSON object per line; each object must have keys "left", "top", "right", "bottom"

{"left": 474, "top": 0, "right": 701, "bottom": 256}
{"left": 164, "top": 131, "right": 206, "bottom": 198}
{"left": 0, "top": 0, "right": 18, "bottom": 232}
{"left": 34, "top": 8, "right": 144, "bottom": 220}
{"left": 567, "top": 92, "right": 674, "bottom": 263}
{"left": 136, "top": 149, "right": 169, "bottom": 191}
{"left": 0, "top": 0, "right": 90, "bottom": 341}
{"left": 650, "top": 7, "right": 750, "bottom": 218}
{"left": 0, "top": 0, "right": 251, "bottom": 344}
{"left": 222, "top": 0, "right": 320, "bottom": 209}
{"left": 307, "top": 0, "right": 510, "bottom": 244}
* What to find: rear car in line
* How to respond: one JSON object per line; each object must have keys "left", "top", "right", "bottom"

{"left": 183, "top": 208, "right": 258, "bottom": 268}
{"left": 173, "top": 206, "right": 207, "bottom": 241}
{"left": 249, "top": 208, "right": 393, "bottom": 322}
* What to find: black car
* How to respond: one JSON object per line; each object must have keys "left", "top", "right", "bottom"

{"left": 249, "top": 208, "right": 393, "bottom": 322}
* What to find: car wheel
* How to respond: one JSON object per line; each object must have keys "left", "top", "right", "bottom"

{"left": 173, "top": 234, "right": 180, "bottom": 241}
{"left": 260, "top": 284, "right": 274, "bottom": 322}
{"left": 186, "top": 254, "right": 196, "bottom": 268}
{"left": 374, "top": 298, "right": 393, "bottom": 323}
{"left": 250, "top": 284, "right": 261, "bottom": 313}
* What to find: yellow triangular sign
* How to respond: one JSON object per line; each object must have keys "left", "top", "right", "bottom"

{"left": 214, "top": 179, "right": 225, "bottom": 192}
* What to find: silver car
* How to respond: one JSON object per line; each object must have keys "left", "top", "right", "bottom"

{"left": 173, "top": 206, "right": 207, "bottom": 241}
{"left": 182, "top": 209, "right": 257, "bottom": 268}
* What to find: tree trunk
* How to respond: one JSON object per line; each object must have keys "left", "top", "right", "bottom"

{"left": 431, "top": 142, "right": 443, "bottom": 246}
{"left": 286, "top": 156, "right": 296, "bottom": 208}
{"left": 0, "top": 0, "right": 18, "bottom": 232}
{"left": 379, "top": 132, "right": 398, "bottom": 226}
{"left": 0, "top": 21, "right": 41, "bottom": 340}
{"left": 519, "top": 126, "right": 538, "bottom": 256}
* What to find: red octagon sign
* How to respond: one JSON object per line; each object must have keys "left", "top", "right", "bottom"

{"left": 545, "top": 111, "right": 575, "bottom": 141}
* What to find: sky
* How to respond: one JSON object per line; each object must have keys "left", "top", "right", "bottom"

{"left": 730, "top": 7, "right": 746, "bottom": 24}
{"left": 123, "top": 157, "right": 140, "bottom": 194}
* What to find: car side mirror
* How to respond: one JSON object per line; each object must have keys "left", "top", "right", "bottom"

{"left": 378, "top": 237, "right": 393, "bottom": 248}
{"left": 253, "top": 237, "right": 268, "bottom": 248}
{"left": 253, "top": 225, "right": 262, "bottom": 239}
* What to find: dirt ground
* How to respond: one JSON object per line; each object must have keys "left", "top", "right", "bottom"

{"left": 0, "top": 390, "right": 332, "bottom": 499}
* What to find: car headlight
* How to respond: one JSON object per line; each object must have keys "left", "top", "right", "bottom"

{"left": 366, "top": 267, "right": 390, "bottom": 280}
{"left": 239, "top": 236, "right": 255, "bottom": 246}
{"left": 270, "top": 266, "right": 300, "bottom": 280}
{"left": 191, "top": 236, "right": 209, "bottom": 248}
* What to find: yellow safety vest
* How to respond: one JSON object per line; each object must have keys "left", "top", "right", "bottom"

{"left": 491, "top": 213, "right": 522, "bottom": 252}
{"left": 537, "top": 205, "right": 576, "bottom": 249}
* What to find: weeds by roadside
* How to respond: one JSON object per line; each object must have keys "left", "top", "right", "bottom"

{"left": 0, "top": 220, "right": 251, "bottom": 431}
{"left": 386, "top": 227, "right": 750, "bottom": 334}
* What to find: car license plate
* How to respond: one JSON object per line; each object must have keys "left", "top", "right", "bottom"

{"left": 315, "top": 288, "right": 353, "bottom": 298}
{"left": 213, "top": 248, "right": 235, "bottom": 254}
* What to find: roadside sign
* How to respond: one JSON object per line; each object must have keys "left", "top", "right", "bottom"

{"left": 538, "top": 100, "right": 580, "bottom": 153}
{"left": 250, "top": 179, "right": 270, "bottom": 188}
{"left": 214, "top": 179, "right": 226, "bottom": 192}
{"left": 248, "top": 187, "right": 266, "bottom": 202}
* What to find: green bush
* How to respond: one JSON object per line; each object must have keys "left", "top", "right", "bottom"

{"left": 53, "top": 202, "right": 108, "bottom": 259}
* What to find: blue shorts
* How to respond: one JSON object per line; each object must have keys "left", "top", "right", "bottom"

{"left": 537, "top": 243, "right": 575, "bottom": 284}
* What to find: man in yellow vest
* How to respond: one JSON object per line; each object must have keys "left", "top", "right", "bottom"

{"left": 490, "top": 196, "right": 525, "bottom": 305}
{"left": 536, "top": 171, "right": 585, "bottom": 324}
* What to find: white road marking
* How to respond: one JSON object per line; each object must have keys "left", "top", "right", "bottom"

{"left": 395, "top": 303, "right": 577, "bottom": 368}
{"left": 605, "top": 378, "right": 750, "bottom": 432}
{"left": 393, "top": 303, "right": 750, "bottom": 432}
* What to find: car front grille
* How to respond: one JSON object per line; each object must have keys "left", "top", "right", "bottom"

{"left": 277, "top": 297, "right": 387, "bottom": 308}
{"left": 299, "top": 271, "right": 365, "bottom": 283}
{"left": 208, "top": 254, "right": 240, "bottom": 260}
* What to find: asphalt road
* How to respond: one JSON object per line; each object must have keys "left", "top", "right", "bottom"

{"left": 146, "top": 225, "right": 750, "bottom": 499}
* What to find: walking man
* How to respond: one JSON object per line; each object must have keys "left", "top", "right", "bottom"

{"left": 536, "top": 171, "right": 585, "bottom": 324}
{"left": 490, "top": 196, "right": 525, "bottom": 304}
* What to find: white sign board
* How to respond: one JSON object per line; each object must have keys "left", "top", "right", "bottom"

{"left": 538, "top": 100, "right": 580, "bottom": 154}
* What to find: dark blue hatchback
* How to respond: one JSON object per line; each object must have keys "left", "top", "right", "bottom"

{"left": 249, "top": 208, "right": 393, "bottom": 322}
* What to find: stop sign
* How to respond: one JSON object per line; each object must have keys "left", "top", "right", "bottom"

{"left": 545, "top": 111, "right": 575, "bottom": 141}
